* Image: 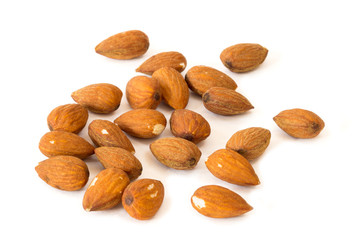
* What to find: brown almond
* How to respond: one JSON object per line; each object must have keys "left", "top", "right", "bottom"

{"left": 220, "top": 43, "right": 268, "bottom": 72}
{"left": 126, "top": 75, "right": 161, "bottom": 109}
{"left": 273, "top": 108, "right": 325, "bottom": 138}
{"left": 95, "top": 30, "right": 149, "bottom": 60}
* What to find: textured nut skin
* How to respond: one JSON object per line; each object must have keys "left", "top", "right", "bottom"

{"left": 95, "top": 30, "right": 149, "bottom": 60}
{"left": 114, "top": 109, "right": 166, "bottom": 138}
{"left": 226, "top": 127, "right": 271, "bottom": 160}
{"left": 185, "top": 65, "right": 237, "bottom": 96}
{"left": 170, "top": 109, "right": 211, "bottom": 144}
{"left": 95, "top": 147, "right": 142, "bottom": 181}
{"left": 88, "top": 119, "right": 135, "bottom": 153}
{"left": 152, "top": 67, "right": 189, "bottom": 109}
{"left": 71, "top": 83, "right": 123, "bottom": 114}
{"left": 136, "top": 51, "right": 187, "bottom": 75}
{"left": 220, "top": 43, "right": 268, "bottom": 72}
{"left": 126, "top": 76, "right": 161, "bottom": 109}
{"left": 83, "top": 168, "right": 130, "bottom": 211}
{"left": 150, "top": 137, "right": 201, "bottom": 170}
{"left": 39, "top": 131, "right": 95, "bottom": 159}
{"left": 202, "top": 87, "right": 254, "bottom": 115}
{"left": 35, "top": 156, "right": 89, "bottom": 191}
{"left": 191, "top": 185, "right": 253, "bottom": 218}
{"left": 122, "top": 178, "right": 164, "bottom": 220}
{"left": 205, "top": 149, "right": 260, "bottom": 186}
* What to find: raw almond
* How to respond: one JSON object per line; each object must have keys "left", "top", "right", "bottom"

{"left": 273, "top": 108, "right": 325, "bottom": 138}
{"left": 136, "top": 51, "right": 187, "bottom": 75}
{"left": 202, "top": 87, "right": 254, "bottom": 115}
{"left": 220, "top": 43, "right": 268, "bottom": 72}
{"left": 95, "top": 30, "right": 149, "bottom": 60}
{"left": 185, "top": 65, "right": 237, "bottom": 96}
{"left": 71, "top": 83, "right": 122, "bottom": 114}
{"left": 152, "top": 67, "right": 189, "bottom": 109}
{"left": 205, "top": 149, "right": 260, "bottom": 186}
{"left": 122, "top": 178, "right": 164, "bottom": 220}
{"left": 35, "top": 155, "right": 89, "bottom": 191}
{"left": 191, "top": 185, "right": 253, "bottom": 218}
{"left": 150, "top": 137, "right": 201, "bottom": 170}
{"left": 126, "top": 75, "right": 161, "bottom": 109}
{"left": 83, "top": 168, "right": 130, "bottom": 211}
{"left": 39, "top": 131, "right": 95, "bottom": 159}
{"left": 226, "top": 127, "right": 271, "bottom": 160}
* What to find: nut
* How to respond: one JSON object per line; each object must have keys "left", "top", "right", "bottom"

{"left": 126, "top": 75, "right": 161, "bottom": 109}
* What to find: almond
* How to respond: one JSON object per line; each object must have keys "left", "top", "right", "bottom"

{"left": 191, "top": 185, "right": 253, "bottom": 218}
{"left": 136, "top": 51, "right": 187, "bottom": 75}
{"left": 95, "top": 147, "right": 142, "bottom": 181}
{"left": 88, "top": 119, "right": 135, "bottom": 153}
{"left": 185, "top": 65, "right": 237, "bottom": 96}
{"left": 95, "top": 30, "right": 149, "bottom": 60}
{"left": 71, "top": 83, "right": 122, "bottom": 114}
{"left": 202, "top": 87, "right": 254, "bottom": 115}
{"left": 205, "top": 149, "right": 260, "bottom": 186}
{"left": 39, "top": 131, "right": 95, "bottom": 159}
{"left": 150, "top": 137, "right": 201, "bottom": 170}
{"left": 83, "top": 168, "right": 130, "bottom": 211}
{"left": 152, "top": 67, "right": 189, "bottom": 109}
{"left": 35, "top": 156, "right": 89, "bottom": 191}
{"left": 220, "top": 43, "right": 268, "bottom": 72}
{"left": 114, "top": 109, "right": 166, "bottom": 138}
{"left": 122, "top": 178, "right": 164, "bottom": 220}
{"left": 126, "top": 75, "right": 161, "bottom": 109}
{"left": 170, "top": 109, "right": 211, "bottom": 143}
{"left": 273, "top": 108, "right": 325, "bottom": 138}
{"left": 47, "top": 103, "right": 88, "bottom": 134}
{"left": 226, "top": 127, "right": 271, "bottom": 160}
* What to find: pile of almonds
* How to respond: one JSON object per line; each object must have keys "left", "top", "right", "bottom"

{"left": 35, "top": 30, "right": 325, "bottom": 220}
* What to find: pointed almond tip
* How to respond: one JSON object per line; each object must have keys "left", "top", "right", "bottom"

{"left": 85, "top": 208, "right": 91, "bottom": 212}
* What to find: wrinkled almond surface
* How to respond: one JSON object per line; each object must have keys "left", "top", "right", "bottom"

{"left": 126, "top": 76, "right": 161, "bottom": 109}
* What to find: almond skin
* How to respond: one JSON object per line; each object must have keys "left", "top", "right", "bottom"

{"left": 126, "top": 75, "right": 161, "bottom": 109}
{"left": 220, "top": 43, "right": 268, "bottom": 72}
{"left": 88, "top": 119, "right": 135, "bottom": 153}
{"left": 95, "top": 30, "right": 149, "bottom": 60}
{"left": 71, "top": 83, "right": 123, "bottom": 114}
{"left": 170, "top": 109, "right": 211, "bottom": 144}
{"left": 35, "top": 156, "right": 89, "bottom": 191}
{"left": 39, "top": 131, "right": 95, "bottom": 159}
{"left": 150, "top": 137, "right": 201, "bottom": 170}
{"left": 205, "top": 149, "right": 260, "bottom": 186}
{"left": 152, "top": 67, "right": 189, "bottom": 109}
{"left": 122, "top": 178, "right": 164, "bottom": 220}
{"left": 47, "top": 104, "right": 88, "bottom": 134}
{"left": 191, "top": 185, "right": 253, "bottom": 218}
{"left": 273, "top": 108, "right": 325, "bottom": 138}
{"left": 202, "top": 87, "right": 254, "bottom": 115}
{"left": 185, "top": 65, "right": 237, "bottom": 96}
{"left": 83, "top": 168, "right": 130, "bottom": 211}
{"left": 95, "top": 147, "right": 142, "bottom": 181}
{"left": 226, "top": 127, "right": 271, "bottom": 160}
{"left": 136, "top": 51, "right": 187, "bottom": 75}
{"left": 114, "top": 109, "right": 166, "bottom": 139}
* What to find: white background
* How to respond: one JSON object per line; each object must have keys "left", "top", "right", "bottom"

{"left": 1, "top": 0, "right": 360, "bottom": 239}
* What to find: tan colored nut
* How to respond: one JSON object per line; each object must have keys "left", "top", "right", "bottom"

{"left": 126, "top": 76, "right": 161, "bottom": 109}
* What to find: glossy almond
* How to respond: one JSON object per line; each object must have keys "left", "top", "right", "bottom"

{"left": 114, "top": 109, "right": 166, "bottom": 138}
{"left": 136, "top": 51, "right": 187, "bottom": 75}
{"left": 35, "top": 156, "right": 89, "bottom": 191}
{"left": 122, "top": 178, "right": 164, "bottom": 220}
{"left": 88, "top": 119, "right": 135, "bottom": 153}
{"left": 191, "top": 185, "right": 253, "bottom": 218}
{"left": 39, "top": 131, "right": 95, "bottom": 159}
{"left": 95, "top": 30, "right": 149, "bottom": 60}
{"left": 220, "top": 43, "right": 268, "bottom": 72}
{"left": 202, "top": 87, "right": 253, "bottom": 115}
{"left": 185, "top": 65, "right": 237, "bottom": 95}
{"left": 152, "top": 67, "right": 189, "bottom": 109}
{"left": 126, "top": 75, "right": 161, "bottom": 109}
{"left": 205, "top": 149, "right": 260, "bottom": 186}
{"left": 47, "top": 104, "right": 88, "bottom": 133}
{"left": 71, "top": 83, "right": 122, "bottom": 114}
